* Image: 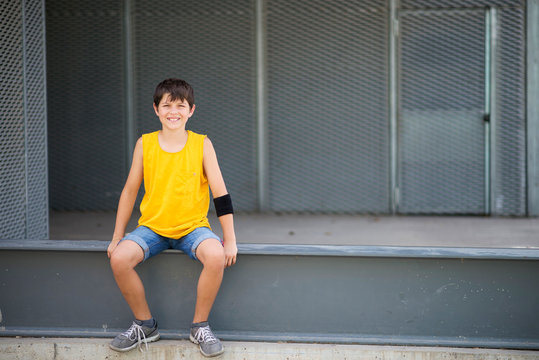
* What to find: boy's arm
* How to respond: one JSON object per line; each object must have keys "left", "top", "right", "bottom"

{"left": 203, "top": 137, "right": 237, "bottom": 267}
{"left": 107, "top": 137, "right": 144, "bottom": 258}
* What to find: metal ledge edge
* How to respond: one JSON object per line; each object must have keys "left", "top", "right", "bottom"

{"left": 1, "top": 240, "right": 539, "bottom": 260}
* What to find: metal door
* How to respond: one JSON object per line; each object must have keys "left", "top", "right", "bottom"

{"left": 397, "top": 8, "right": 491, "bottom": 214}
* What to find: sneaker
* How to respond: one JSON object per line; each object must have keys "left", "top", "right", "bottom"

{"left": 109, "top": 320, "right": 160, "bottom": 352}
{"left": 190, "top": 322, "right": 224, "bottom": 357}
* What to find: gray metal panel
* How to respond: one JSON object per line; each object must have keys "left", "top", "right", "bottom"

{"left": 0, "top": 0, "right": 26, "bottom": 239}
{"left": 1, "top": 244, "right": 538, "bottom": 349}
{"left": 133, "top": 0, "right": 257, "bottom": 212}
{"left": 398, "top": 9, "right": 486, "bottom": 214}
{"left": 401, "top": 0, "right": 525, "bottom": 8}
{"left": 267, "top": 0, "right": 390, "bottom": 213}
{"left": 399, "top": 0, "right": 526, "bottom": 216}
{"left": 24, "top": 0, "right": 48, "bottom": 239}
{"left": 0, "top": 0, "right": 48, "bottom": 240}
{"left": 491, "top": 6, "right": 526, "bottom": 215}
{"left": 528, "top": 0, "right": 539, "bottom": 216}
{"left": 46, "top": 0, "right": 127, "bottom": 211}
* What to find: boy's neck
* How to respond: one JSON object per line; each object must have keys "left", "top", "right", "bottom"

{"left": 158, "top": 128, "right": 189, "bottom": 152}
{"left": 160, "top": 127, "right": 188, "bottom": 141}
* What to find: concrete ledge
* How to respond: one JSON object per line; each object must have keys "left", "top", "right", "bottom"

{"left": 2, "top": 328, "right": 538, "bottom": 350}
{"left": 1, "top": 338, "right": 538, "bottom": 360}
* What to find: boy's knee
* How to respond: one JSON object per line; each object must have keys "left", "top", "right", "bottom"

{"left": 110, "top": 252, "right": 126, "bottom": 271}
{"left": 110, "top": 249, "right": 139, "bottom": 272}
{"left": 198, "top": 241, "right": 225, "bottom": 268}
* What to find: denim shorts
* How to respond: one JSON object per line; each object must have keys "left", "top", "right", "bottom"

{"left": 121, "top": 225, "right": 222, "bottom": 262}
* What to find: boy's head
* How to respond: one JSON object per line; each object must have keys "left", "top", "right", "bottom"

{"left": 153, "top": 78, "right": 195, "bottom": 109}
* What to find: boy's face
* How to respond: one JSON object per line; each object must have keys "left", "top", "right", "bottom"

{"left": 153, "top": 94, "right": 195, "bottom": 131}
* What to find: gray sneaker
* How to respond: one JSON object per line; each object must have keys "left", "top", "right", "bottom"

{"left": 109, "top": 321, "right": 160, "bottom": 352}
{"left": 190, "top": 323, "right": 224, "bottom": 357}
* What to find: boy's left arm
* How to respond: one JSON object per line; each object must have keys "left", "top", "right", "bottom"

{"left": 203, "top": 137, "right": 238, "bottom": 267}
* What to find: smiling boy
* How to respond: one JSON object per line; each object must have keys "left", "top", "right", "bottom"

{"left": 107, "top": 78, "right": 237, "bottom": 357}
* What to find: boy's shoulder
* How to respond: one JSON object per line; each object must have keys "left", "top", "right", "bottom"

{"left": 141, "top": 130, "right": 159, "bottom": 138}
{"left": 139, "top": 131, "right": 158, "bottom": 144}
{"left": 187, "top": 130, "right": 207, "bottom": 138}
{"left": 188, "top": 131, "right": 209, "bottom": 146}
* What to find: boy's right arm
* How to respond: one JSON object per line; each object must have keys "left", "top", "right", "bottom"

{"left": 107, "top": 137, "right": 144, "bottom": 258}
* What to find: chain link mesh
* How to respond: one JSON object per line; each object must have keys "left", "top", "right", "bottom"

{"left": 267, "top": 0, "right": 390, "bottom": 213}
{"left": 401, "top": 0, "right": 524, "bottom": 8}
{"left": 492, "top": 6, "right": 526, "bottom": 215}
{"left": 24, "top": 0, "right": 49, "bottom": 238}
{"left": 398, "top": 9, "right": 486, "bottom": 213}
{"left": 0, "top": 0, "right": 26, "bottom": 239}
{"left": 398, "top": 0, "right": 525, "bottom": 215}
{"left": 1, "top": 0, "right": 48, "bottom": 239}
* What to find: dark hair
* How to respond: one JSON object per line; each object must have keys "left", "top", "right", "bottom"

{"left": 153, "top": 78, "right": 195, "bottom": 109}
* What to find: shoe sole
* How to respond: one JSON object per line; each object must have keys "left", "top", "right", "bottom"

{"left": 190, "top": 334, "right": 224, "bottom": 357}
{"left": 109, "top": 332, "right": 161, "bottom": 352}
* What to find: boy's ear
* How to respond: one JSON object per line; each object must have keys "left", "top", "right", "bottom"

{"left": 153, "top": 103, "right": 159, "bottom": 117}
{"left": 189, "top": 104, "right": 196, "bottom": 117}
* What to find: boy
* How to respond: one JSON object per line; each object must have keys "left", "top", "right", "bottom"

{"left": 107, "top": 78, "right": 237, "bottom": 357}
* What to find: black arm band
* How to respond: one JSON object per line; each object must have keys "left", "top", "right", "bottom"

{"left": 213, "top": 194, "right": 234, "bottom": 217}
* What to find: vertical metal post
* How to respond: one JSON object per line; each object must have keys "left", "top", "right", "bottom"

{"left": 484, "top": 8, "right": 491, "bottom": 215}
{"left": 256, "top": 0, "right": 269, "bottom": 212}
{"left": 22, "top": 0, "right": 29, "bottom": 239}
{"left": 389, "top": 0, "right": 399, "bottom": 213}
{"left": 124, "top": 0, "right": 136, "bottom": 166}
{"left": 42, "top": 0, "right": 49, "bottom": 239}
{"left": 485, "top": 7, "right": 498, "bottom": 215}
{"left": 528, "top": 0, "right": 539, "bottom": 216}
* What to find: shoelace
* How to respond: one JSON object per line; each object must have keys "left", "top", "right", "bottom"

{"left": 122, "top": 322, "right": 149, "bottom": 352}
{"left": 194, "top": 326, "right": 218, "bottom": 344}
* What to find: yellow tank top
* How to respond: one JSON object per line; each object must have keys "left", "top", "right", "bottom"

{"left": 138, "top": 130, "right": 211, "bottom": 239}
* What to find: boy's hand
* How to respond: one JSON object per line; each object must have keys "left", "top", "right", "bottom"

{"left": 223, "top": 240, "right": 237, "bottom": 268}
{"left": 107, "top": 238, "right": 122, "bottom": 258}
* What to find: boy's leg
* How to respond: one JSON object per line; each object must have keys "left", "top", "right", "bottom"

{"left": 189, "top": 237, "right": 225, "bottom": 357}
{"left": 109, "top": 240, "right": 152, "bottom": 321}
{"left": 193, "top": 238, "right": 225, "bottom": 323}
{"left": 109, "top": 226, "right": 166, "bottom": 352}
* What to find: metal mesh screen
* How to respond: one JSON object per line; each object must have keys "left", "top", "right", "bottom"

{"left": 1, "top": 0, "right": 26, "bottom": 239}
{"left": 41, "top": 0, "right": 526, "bottom": 216}
{"left": 1, "top": 0, "right": 48, "bottom": 240}
{"left": 24, "top": 0, "right": 49, "bottom": 238}
{"left": 398, "top": 9, "right": 486, "bottom": 214}
{"left": 267, "top": 0, "right": 390, "bottom": 213}
{"left": 46, "top": 0, "right": 127, "bottom": 211}
{"left": 133, "top": 0, "right": 257, "bottom": 212}
{"left": 401, "top": 0, "right": 523, "bottom": 8}
{"left": 399, "top": 0, "right": 526, "bottom": 215}
{"left": 492, "top": 6, "right": 526, "bottom": 215}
